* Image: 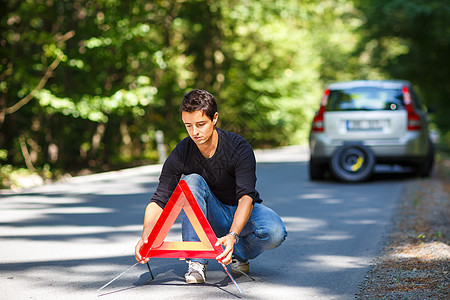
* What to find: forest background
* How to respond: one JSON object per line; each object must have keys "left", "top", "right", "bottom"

{"left": 1, "top": 0, "right": 449, "bottom": 188}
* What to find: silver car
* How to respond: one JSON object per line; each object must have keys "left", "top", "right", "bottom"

{"left": 309, "top": 80, "right": 434, "bottom": 182}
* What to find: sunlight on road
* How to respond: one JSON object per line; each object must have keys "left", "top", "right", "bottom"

{"left": 304, "top": 255, "right": 370, "bottom": 271}
{"left": 0, "top": 225, "right": 141, "bottom": 237}
{"left": 310, "top": 234, "right": 354, "bottom": 241}
{"left": 281, "top": 216, "right": 326, "bottom": 232}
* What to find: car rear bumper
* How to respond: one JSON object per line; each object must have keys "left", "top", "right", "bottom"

{"left": 309, "top": 131, "right": 429, "bottom": 161}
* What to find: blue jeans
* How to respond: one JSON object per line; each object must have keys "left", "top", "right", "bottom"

{"left": 181, "top": 174, "right": 287, "bottom": 264}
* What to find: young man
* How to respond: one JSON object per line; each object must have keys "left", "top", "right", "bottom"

{"left": 135, "top": 89, "right": 287, "bottom": 284}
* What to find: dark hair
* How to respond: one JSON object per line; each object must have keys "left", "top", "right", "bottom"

{"left": 180, "top": 89, "right": 217, "bottom": 121}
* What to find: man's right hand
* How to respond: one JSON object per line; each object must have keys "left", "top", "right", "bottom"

{"left": 135, "top": 202, "right": 163, "bottom": 264}
{"left": 135, "top": 237, "right": 150, "bottom": 264}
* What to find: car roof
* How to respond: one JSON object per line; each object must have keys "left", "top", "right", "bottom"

{"left": 327, "top": 80, "right": 411, "bottom": 90}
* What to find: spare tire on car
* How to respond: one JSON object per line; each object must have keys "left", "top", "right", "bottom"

{"left": 330, "top": 144, "right": 375, "bottom": 182}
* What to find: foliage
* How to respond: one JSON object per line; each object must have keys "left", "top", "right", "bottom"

{"left": 6, "top": 0, "right": 445, "bottom": 185}
{"left": 353, "top": 0, "right": 450, "bottom": 146}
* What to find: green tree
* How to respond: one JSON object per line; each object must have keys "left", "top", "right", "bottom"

{"left": 0, "top": 0, "right": 370, "bottom": 186}
{"left": 353, "top": 0, "right": 450, "bottom": 146}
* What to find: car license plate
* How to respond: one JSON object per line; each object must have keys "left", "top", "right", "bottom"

{"left": 346, "top": 120, "right": 387, "bottom": 131}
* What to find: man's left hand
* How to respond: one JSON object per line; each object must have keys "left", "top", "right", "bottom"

{"left": 215, "top": 234, "right": 236, "bottom": 265}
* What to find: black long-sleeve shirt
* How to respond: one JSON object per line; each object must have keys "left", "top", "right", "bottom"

{"left": 150, "top": 128, "right": 262, "bottom": 208}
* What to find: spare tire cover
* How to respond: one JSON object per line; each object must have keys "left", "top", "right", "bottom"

{"left": 330, "top": 144, "right": 375, "bottom": 182}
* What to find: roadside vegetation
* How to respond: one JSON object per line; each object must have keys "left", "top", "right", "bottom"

{"left": 357, "top": 151, "right": 450, "bottom": 298}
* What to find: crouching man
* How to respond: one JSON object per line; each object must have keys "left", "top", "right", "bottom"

{"left": 135, "top": 89, "right": 287, "bottom": 283}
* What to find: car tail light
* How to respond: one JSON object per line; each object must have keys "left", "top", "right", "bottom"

{"left": 311, "top": 89, "right": 329, "bottom": 132}
{"left": 402, "top": 86, "right": 421, "bottom": 130}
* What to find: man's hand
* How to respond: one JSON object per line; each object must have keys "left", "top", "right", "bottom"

{"left": 215, "top": 195, "right": 253, "bottom": 265}
{"left": 215, "top": 233, "right": 236, "bottom": 265}
{"left": 135, "top": 202, "right": 163, "bottom": 264}
{"left": 135, "top": 237, "right": 150, "bottom": 264}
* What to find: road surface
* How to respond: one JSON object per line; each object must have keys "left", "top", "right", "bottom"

{"left": 0, "top": 146, "right": 412, "bottom": 299}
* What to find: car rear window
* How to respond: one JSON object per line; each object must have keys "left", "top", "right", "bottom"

{"left": 326, "top": 87, "right": 405, "bottom": 111}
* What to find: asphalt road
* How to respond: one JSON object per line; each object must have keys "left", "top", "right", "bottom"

{"left": 0, "top": 146, "right": 413, "bottom": 299}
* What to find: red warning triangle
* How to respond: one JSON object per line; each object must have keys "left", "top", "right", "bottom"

{"left": 140, "top": 180, "right": 223, "bottom": 259}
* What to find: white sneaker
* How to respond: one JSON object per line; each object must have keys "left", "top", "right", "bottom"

{"left": 230, "top": 258, "right": 249, "bottom": 275}
{"left": 185, "top": 261, "right": 207, "bottom": 284}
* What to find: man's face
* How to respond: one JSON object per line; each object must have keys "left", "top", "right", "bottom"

{"left": 182, "top": 110, "right": 218, "bottom": 146}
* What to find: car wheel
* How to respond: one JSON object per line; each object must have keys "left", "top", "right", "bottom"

{"left": 309, "top": 158, "right": 326, "bottom": 180}
{"left": 416, "top": 141, "right": 435, "bottom": 177}
{"left": 330, "top": 144, "right": 375, "bottom": 182}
